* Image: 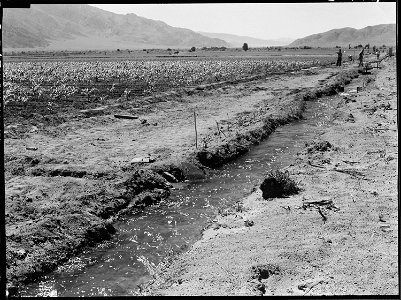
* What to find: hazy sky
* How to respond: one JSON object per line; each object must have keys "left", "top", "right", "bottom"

{"left": 90, "top": 3, "right": 396, "bottom": 40}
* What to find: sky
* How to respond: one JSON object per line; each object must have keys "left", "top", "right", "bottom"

{"left": 90, "top": 3, "right": 396, "bottom": 40}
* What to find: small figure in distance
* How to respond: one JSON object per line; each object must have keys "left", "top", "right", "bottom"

{"left": 376, "top": 50, "right": 380, "bottom": 60}
{"left": 348, "top": 54, "right": 353, "bottom": 62}
{"left": 336, "top": 48, "right": 342, "bottom": 67}
{"left": 358, "top": 49, "right": 364, "bottom": 67}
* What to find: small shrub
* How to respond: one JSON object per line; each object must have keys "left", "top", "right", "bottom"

{"left": 306, "top": 141, "right": 332, "bottom": 153}
{"left": 260, "top": 170, "right": 300, "bottom": 199}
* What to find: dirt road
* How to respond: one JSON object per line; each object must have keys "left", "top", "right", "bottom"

{"left": 143, "top": 58, "right": 398, "bottom": 295}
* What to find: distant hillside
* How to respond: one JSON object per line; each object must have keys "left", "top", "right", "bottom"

{"left": 289, "top": 24, "right": 396, "bottom": 48}
{"left": 198, "top": 32, "right": 294, "bottom": 47}
{"left": 2, "top": 4, "right": 229, "bottom": 50}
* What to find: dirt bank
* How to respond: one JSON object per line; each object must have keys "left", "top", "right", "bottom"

{"left": 143, "top": 57, "right": 398, "bottom": 295}
{"left": 5, "top": 65, "right": 359, "bottom": 293}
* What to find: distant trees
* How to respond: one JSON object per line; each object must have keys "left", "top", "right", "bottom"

{"left": 189, "top": 46, "right": 196, "bottom": 52}
{"left": 242, "top": 43, "right": 249, "bottom": 51}
{"left": 200, "top": 46, "right": 227, "bottom": 51}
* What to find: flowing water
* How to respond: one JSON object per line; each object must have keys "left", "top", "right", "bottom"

{"left": 21, "top": 95, "right": 337, "bottom": 297}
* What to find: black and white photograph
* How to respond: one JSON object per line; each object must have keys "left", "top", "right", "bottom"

{"left": 2, "top": 1, "right": 397, "bottom": 297}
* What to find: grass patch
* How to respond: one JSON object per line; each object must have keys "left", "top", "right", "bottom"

{"left": 260, "top": 170, "right": 300, "bottom": 199}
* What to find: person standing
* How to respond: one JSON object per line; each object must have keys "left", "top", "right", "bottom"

{"left": 358, "top": 49, "right": 364, "bottom": 67}
{"left": 336, "top": 48, "right": 343, "bottom": 66}
{"left": 376, "top": 50, "right": 380, "bottom": 60}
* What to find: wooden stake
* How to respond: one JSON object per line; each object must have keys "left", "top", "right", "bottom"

{"left": 317, "top": 207, "right": 327, "bottom": 223}
{"left": 194, "top": 111, "right": 198, "bottom": 149}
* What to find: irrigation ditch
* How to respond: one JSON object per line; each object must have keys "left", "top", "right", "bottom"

{"left": 7, "top": 66, "right": 360, "bottom": 296}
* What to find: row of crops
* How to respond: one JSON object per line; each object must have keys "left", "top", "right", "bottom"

{"left": 3, "top": 57, "right": 333, "bottom": 105}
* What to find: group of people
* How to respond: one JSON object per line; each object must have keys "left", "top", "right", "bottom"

{"left": 336, "top": 47, "right": 381, "bottom": 67}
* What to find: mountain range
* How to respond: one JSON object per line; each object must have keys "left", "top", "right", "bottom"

{"left": 2, "top": 4, "right": 228, "bottom": 50}
{"left": 2, "top": 4, "right": 396, "bottom": 50}
{"left": 289, "top": 24, "right": 396, "bottom": 48}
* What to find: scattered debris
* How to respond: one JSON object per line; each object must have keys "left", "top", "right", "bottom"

{"left": 301, "top": 199, "right": 338, "bottom": 211}
{"left": 244, "top": 219, "right": 254, "bottom": 227}
{"left": 380, "top": 225, "right": 392, "bottom": 232}
{"left": 379, "top": 214, "right": 387, "bottom": 222}
{"left": 256, "top": 283, "right": 266, "bottom": 294}
{"left": 26, "top": 146, "right": 38, "bottom": 151}
{"left": 251, "top": 264, "right": 281, "bottom": 281}
{"left": 280, "top": 205, "right": 291, "bottom": 212}
{"left": 332, "top": 168, "right": 365, "bottom": 178}
{"left": 162, "top": 171, "right": 178, "bottom": 183}
{"left": 345, "top": 113, "right": 355, "bottom": 123}
{"left": 298, "top": 280, "right": 325, "bottom": 295}
{"left": 130, "top": 156, "right": 156, "bottom": 163}
{"left": 80, "top": 106, "right": 108, "bottom": 117}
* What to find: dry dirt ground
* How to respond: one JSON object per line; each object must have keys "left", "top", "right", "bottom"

{"left": 143, "top": 57, "right": 398, "bottom": 296}
{"left": 4, "top": 58, "right": 388, "bottom": 294}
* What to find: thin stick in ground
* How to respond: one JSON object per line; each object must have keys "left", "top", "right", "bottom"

{"left": 194, "top": 111, "right": 198, "bottom": 149}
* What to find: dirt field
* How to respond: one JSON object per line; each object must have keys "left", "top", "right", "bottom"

{"left": 142, "top": 57, "right": 398, "bottom": 296}
{"left": 5, "top": 53, "right": 394, "bottom": 295}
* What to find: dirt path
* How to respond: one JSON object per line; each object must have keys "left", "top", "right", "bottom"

{"left": 4, "top": 64, "right": 360, "bottom": 294}
{"left": 143, "top": 57, "right": 398, "bottom": 295}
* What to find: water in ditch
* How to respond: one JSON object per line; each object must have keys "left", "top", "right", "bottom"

{"left": 21, "top": 95, "right": 337, "bottom": 297}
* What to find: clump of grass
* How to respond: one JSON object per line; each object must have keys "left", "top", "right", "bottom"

{"left": 306, "top": 140, "right": 333, "bottom": 153}
{"left": 260, "top": 170, "right": 300, "bottom": 199}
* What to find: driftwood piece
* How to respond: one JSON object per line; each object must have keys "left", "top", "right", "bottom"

{"left": 299, "top": 280, "right": 326, "bottom": 295}
{"left": 114, "top": 114, "right": 139, "bottom": 119}
{"left": 302, "top": 199, "right": 339, "bottom": 212}
{"left": 307, "top": 161, "right": 366, "bottom": 178}
{"left": 332, "top": 168, "right": 365, "bottom": 178}
{"left": 307, "top": 160, "right": 326, "bottom": 169}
